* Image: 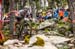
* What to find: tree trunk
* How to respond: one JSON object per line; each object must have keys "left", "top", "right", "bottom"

{"left": 47, "top": 0, "right": 54, "bottom": 8}
{"left": 67, "top": 0, "right": 75, "bottom": 37}
{"left": 9, "top": 0, "right": 15, "bottom": 38}
{"left": 29, "top": 0, "right": 36, "bottom": 36}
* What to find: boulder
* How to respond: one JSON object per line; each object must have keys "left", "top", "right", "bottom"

{"left": 48, "top": 36, "right": 70, "bottom": 44}
{"left": 37, "top": 20, "right": 55, "bottom": 29}
{"left": 4, "top": 39, "right": 22, "bottom": 46}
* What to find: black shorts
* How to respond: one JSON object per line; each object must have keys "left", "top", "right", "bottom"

{"left": 60, "top": 16, "right": 63, "bottom": 19}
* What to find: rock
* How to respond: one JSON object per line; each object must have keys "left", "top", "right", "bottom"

{"left": 68, "top": 44, "right": 74, "bottom": 47}
{"left": 29, "top": 34, "right": 49, "bottom": 45}
{"left": 56, "top": 44, "right": 63, "bottom": 48}
{"left": 2, "top": 46, "right": 9, "bottom": 49}
{"left": 27, "top": 34, "right": 58, "bottom": 49}
{"left": 19, "top": 45, "right": 29, "bottom": 49}
{"left": 19, "top": 43, "right": 57, "bottom": 49}
{"left": 37, "top": 20, "right": 55, "bottom": 29}
{"left": 28, "top": 46, "right": 43, "bottom": 49}
{"left": 46, "top": 31, "right": 58, "bottom": 35}
{"left": 0, "top": 45, "right": 3, "bottom": 49}
{"left": 4, "top": 39, "right": 19, "bottom": 45}
{"left": 48, "top": 36, "right": 70, "bottom": 44}
{"left": 44, "top": 42, "right": 57, "bottom": 49}
{"left": 4, "top": 39, "right": 22, "bottom": 46}
{"left": 3, "top": 35, "right": 70, "bottom": 49}
{"left": 19, "top": 41, "right": 25, "bottom": 43}
{"left": 8, "top": 45, "right": 19, "bottom": 49}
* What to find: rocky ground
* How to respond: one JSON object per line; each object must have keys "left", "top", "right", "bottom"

{"left": 0, "top": 34, "right": 75, "bottom": 49}
{"left": 1, "top": 19, "right": 75, "bottom": 49}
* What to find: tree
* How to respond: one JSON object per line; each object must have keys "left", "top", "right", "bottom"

{"left": 67, "top": 0, "right": 75, "bottom": 37}
{"left": 4, "top": 0, "right": 9, "bottom": 13}
{"left": 9, "top": 0, "right": 15, "bottom": 38}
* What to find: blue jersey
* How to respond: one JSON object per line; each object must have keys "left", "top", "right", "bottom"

{"left": 53, "top": 11, "right": 58, "bottom": 18}
{"left": 64, "top": 11, "right": 68, "bottom": 17}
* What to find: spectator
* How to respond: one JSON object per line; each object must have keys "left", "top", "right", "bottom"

{"left": 59, "top": 9, "right": 64, "bottom": 19}
{"left": 64, "top": 9, "right": 69, "bottom": 17}
{"left": 44, "top": 10, "right": 53, "bottom": 20}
